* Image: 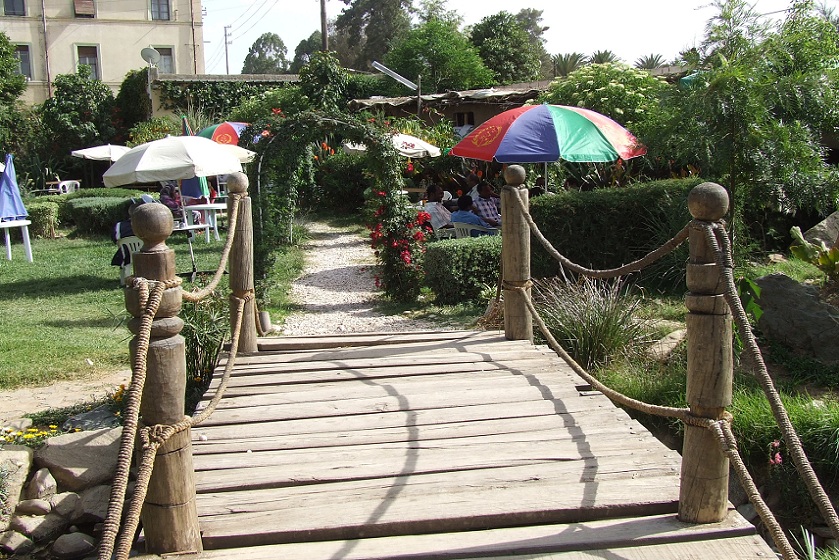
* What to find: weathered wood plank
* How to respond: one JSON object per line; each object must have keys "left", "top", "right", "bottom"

{"left": 186, "top": 512, "right": 764, "bottom": 559}
{"left": 255, "top": 330, "right": 497, "bottom": 351}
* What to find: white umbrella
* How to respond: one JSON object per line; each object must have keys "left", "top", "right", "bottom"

{"left": 71, "top": 144, "right": 132, "bottom": 162}
{"left": 219, "top": 144, "right": 257, "bottom": 164}
{"left": 343, "top": 133, "right": 441, "bottom": 158}
{"left": 103, "top": 136, "right": 243, "bottom": 187}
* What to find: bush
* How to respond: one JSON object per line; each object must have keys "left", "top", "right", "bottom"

{"left": 425, "top": 235, "right": 502, "bottom": 304}
{"left": 181, "top": 289, "right": 229, "bottom": 414}
{"left": 25, "top": 201, "right": 60, "bottom": 238}
{"left": 312, "top": 152, "right": 372, "bottom": 213}
{"left": 65, "top": 197, "right": 132, "bottom": 235}
{"left": 529, "top": 178, "right": 703, "bottom": 291}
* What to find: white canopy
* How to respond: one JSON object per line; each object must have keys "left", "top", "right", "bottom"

{"left": 343, "top": 133, "right": 441, "bottom": 158}
{"left": 71, "top": 144, "right": 132, "bottom": 162}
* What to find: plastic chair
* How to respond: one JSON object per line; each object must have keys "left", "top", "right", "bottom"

{"left": 117, "top": 236, "right": 143, "bottom": 285}
{"left": 452, "top": 222, "right": 499, "bottom": 239}
{"left": 431, "top": 224, "right": 456, "bottom": 240}
{"left": 57, "top": 180, "right": 80, "bottom": 194}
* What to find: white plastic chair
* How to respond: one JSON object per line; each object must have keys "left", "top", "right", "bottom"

{"left": 117, "top": 236, "right": 143, "bottom": 285}
{"left": 452, "top": 222, "right": 499, "bottom": 239}
{"left": 57, "top": 180, "right": 80, "bottom": 194}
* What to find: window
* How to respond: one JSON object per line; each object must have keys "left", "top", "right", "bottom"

{"left": 455, "top": 112, "right": 475, "bottom": 127}
{"left": 156, "top": 47, "right": 173, "bottom": 73}
{"left": 151, "top": 0, "right": 169, "bottom": 20}
{"left": 77, "top": 46, "right": 100, "bottom": 79}
{"left": 4, "top": 0, "right": 25, "bottom": 16}
{"left": 14, "top": 45, "right": 31, "bottom": 79}
{"left": 74, "top": 0, "right": 95, "bottom": 17}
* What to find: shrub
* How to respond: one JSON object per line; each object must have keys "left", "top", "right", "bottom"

{"left": 311, "top": 151, "right": 372, "bottom": 213}
{"left": 25, "top": 201, "right": 60, "bottom": 238}
{"left": 181, "top": 289, "right": 229, "bottom": 414}
{"left": 65, "top": 197, "right": 132, "bottom": 235}
{"left": 424, "top": 236, "right": 502, "bottom": 304}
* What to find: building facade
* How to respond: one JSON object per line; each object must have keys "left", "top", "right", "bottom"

{"left": 1, "top": 0, "right": 205, "bottom": 105}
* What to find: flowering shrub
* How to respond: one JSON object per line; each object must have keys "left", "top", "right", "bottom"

{"left": 366, "top": 188, "right": 430, "bottom": 302}
{"left": 1, "top": 425, "right": 59, "bottom": 447}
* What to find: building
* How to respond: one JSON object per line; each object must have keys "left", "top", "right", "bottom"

{"left": 2, "top": 0, "right": 205, "bottom": 105}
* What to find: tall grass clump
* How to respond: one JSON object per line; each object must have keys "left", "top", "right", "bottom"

{"left": 532, "top": 277, "right": 652, "bottom": 369}
{"left": 181, "top": 287, "right": 229, "bottom": 413}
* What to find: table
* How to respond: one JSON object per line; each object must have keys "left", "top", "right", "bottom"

{"left": 1, "top": 219, "right": 33, "bottom": 262}
{"left": 184, "top": 203, "right": 226, "bottom": 243}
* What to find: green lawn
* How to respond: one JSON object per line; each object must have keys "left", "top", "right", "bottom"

{"left": 0, "top": 231, "right": 237, "bottom": 390}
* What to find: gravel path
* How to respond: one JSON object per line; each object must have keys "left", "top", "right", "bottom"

{"left": 280, "top": 221, "right": 440, "bottom": 335}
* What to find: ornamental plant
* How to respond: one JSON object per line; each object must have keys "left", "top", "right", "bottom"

{"left": 365, "top": 187, "right": 430, "bottom": 302}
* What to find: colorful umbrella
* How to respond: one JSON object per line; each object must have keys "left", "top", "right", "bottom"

{"left": 449, "top": 104, "right": 646, "bottom": 163}
{"left": 197, "top": 122, "right": 249, "bottom": 145}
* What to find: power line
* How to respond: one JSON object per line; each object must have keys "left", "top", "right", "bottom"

{"left": 229, "top": 0, "right": 272, "bottom": 35}
{"left": 232, "top": 0, "right": 280, "bottom": 42}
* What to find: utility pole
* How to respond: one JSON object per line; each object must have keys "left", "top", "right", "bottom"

{"left": 320, "top": 0, "right": 328, "bottom": 51}
{"left": 224, "top": 25, "right": 232, "bottom": 74}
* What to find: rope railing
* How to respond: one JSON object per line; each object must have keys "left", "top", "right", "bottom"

{"left": 98, "top": 173, "right": 256, "bottom": 560}
{"left": 498, "top": 167, "right": 836, "bottom": 560}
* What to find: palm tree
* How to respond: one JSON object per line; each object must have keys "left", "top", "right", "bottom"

{"left": 551, "top": 52, "right": 588, "bottom": 77}
{"left": 590, "top": 50, "right": 620, "bottom": 63}
{"left": 634, "top": 53, "right": 666, "bottom": 69}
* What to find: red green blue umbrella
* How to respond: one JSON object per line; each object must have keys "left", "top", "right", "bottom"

{"left": 197, "top": 121, "right": 249, "bottom": 145}
{"left": 449, "top": 104, "right": 646, "bottom": 163}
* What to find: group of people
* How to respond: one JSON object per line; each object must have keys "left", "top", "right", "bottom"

{"left": 425, "top": 173, "right": 501, "bottom": 237}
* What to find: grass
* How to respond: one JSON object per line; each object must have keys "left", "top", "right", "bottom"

{"left": 740, "top": 256, "right": 825, "bottom": 285}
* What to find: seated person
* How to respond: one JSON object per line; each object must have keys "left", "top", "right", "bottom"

{"left": 473, "top": 181, "right": 501, "bottom": 227}
{"left": 529, "top": 176, "right": 547, "bottom": 198}
{"left": 111, "top": 195, "right": 154, "bottom": 267}
{"left": 424, "top": 184, "right": 452, "bottom": 232}
{"left": 451, "top": 195, "right": 494, "bottom": 236}
{"left": 160, "top": 182, "right": 202, "bottom": 225}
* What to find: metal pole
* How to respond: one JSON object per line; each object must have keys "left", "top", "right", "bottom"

{"left": 224, "top": 25, "right": 231, "bottom": 74}
{"left": 320, "top": 0, "right": 328, "bottom": 51}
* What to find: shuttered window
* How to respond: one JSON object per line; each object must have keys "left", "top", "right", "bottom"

{"left": 74, "top": 0, "right": 95, "bottom": 17}
{"left": 151, "top": 0, "right": 169, "bottom": 20}
{"left": 4, "top": 0, "right": 25, "bottom": 16}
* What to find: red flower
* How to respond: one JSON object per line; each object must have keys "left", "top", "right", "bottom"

{"left": 413, "top": 230, "right": 425, "bottom": 241}
{"left": 400, "top": 250, "right": 411, "bottom": 264}
{"left": 417, "top": 211, "right": 431, "bottom": 224}
{"left": 271, "top": 107, "right": 284, "bottom": 115}
{"left": 406, "top": 162, "right": 414, "bottom": 173}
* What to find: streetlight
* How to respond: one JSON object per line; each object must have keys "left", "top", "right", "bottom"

{"left": 372, "top": 61, "right": 421, "bottom": 116}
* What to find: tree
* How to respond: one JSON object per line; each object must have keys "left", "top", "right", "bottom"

{"left": 299, "top": 51, "right": 349, "bottom": 111}
{"left": 242, "top": 32, "right": 289, "bottom": 74}
{"left": 470, "top": 11, "right": 542, "bottom": 84}
{"left": 590, "top": 50, "right": 621, "bottom": 63}
{"left": 634, "top": 54, "right": 666, "bottom": 69}
{"left": 290, "top": 31, "right": 322, "bottom": 73}
{"left": 515, "top": 8, "right": 552, "bottom": 77}
{"left": 416, "top": 0, "right": 461, "bottom": 25}
{"left": 384, "top": 18, "right": 493, "bottom": 94}
{"left": 114, "top": 69, "right": 152, "bottom": 140}
{"left": 335, "top": 0, "right": 412, "bottom": 69}
{"left": 551, "top": 52, "right": 588, "bottom": 77}
{"left": 0, "top": 32, "right": 27, "bottom": 150}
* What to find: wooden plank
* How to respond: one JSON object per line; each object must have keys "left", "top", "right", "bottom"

{"left": 186, "top": 512, "right": 765, "bottom": 559}
{"left": 255, "top": 330, "right": 503, "bottom": 351}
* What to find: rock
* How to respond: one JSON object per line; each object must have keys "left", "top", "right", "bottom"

{"left": 647, "top": 329, "right": 687, "bottom": 362}
{"left": 10, "top": 512, "right": 70, "bottom": 542}
{"left": 15, "top": 498, "right": 52, "bottom": 516}
{"left": 0, "top": 530, "right": 34, "bottom": 555}
{"left": 3, "top": 418, "right": 32, "bottom": 431}
{"left": 25, "top": 467, "right": 57, "bottom": 500}
{"left": 728, "top": 472, "right": 749, "bottom": 508}
{"left": 50, "top": 492, "right": 82, "bottom": 520}
{"left": 61, "top": 405, "right": 121, "bottom": 432}
{"left": 0, "top": 445, "right": 33, "bottom": 531}
{"left": 737, "top": 502, "right": 758, "bottom": 523}
{"left": 35, "top": 427, "right": 122, "bottom": 492}
{"left": 756, "top": 273, "right": 839, "bottom": 364}
{"left": 804, "top": 210, "right": 839, "bottom": 248}
{"left": 51, "top": 532, "right": 96, "bottom": 559}
{"left": 78, "top": 485, "right": 111, "bottom": 523}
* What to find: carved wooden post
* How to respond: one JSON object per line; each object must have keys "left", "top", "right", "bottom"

{"left": 126, "top": 204, "right": 202, "bottom": 554}
{"left": 501, "top": 165, "right": 533, "bottom": 342}
{"left": 679, "top": 182, "right": 732, "bottom": 524}
{"left": 226, "top": 172, "right": 258, "bottom": 352}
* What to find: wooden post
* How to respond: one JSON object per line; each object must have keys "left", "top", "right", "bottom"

{"left": 125, "top": 203, "right": 202, "bottom": 554}
{"left": 679, "top": 182, "right": 732, "bottom": 524}
{"left": 226, "top": 172, "right": 258, "bottom": 352}
{"left": 501, "top": 165, "right": 533, "bottom": 342}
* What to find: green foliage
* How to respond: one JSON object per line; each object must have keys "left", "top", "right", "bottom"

{"left": 550, "top": 52, "right": 588, "bottom": 78}
{"left": 469, "top": 11, "right": 542, "bottom": 84}
{"left": 65, "top": 197, "right": 132, "bottom": 234}
{"left": 635, "top": 54, "right": 667, "bottom": 69}
{"left": 181, "top": 289, "right": 229, "bottom": 414}
{"left": 346, "top": 73, "right": 386, "bottom": 101}
{"left": 227, "top": 85, "right": 308, "bottom": 123}
{"left": 533, "top": 277, "right": 651, "bottom": 369}
{"left": 424, "top": 236, "right": 502, "bottom": 304}
{"left": 157, "top": 80, "right": 272, "bottom": 121}
{"left": 334, "top": 0, "right": 412, "bottom": 68}
{"left": 25, "top": 201, "right": 60, "bottom": 238}
{"left": 528, "top": 179, "right": 701, "bottom": 287}
{"left": 127, "top": 116, "right": 180, "bottom": 146}
{"left": 384, "top": 18, "right": 494, "bottom": 94}
{"left": 114, "top": 69, "right": 152, "bottom": 139}
{"left": 299, "top": 51, "right": 348, "bottom": 111}
{"left": 289, "top": 31, "right": 321, "bottom": 73}
{"left": 242, "top": 32, "right": 289, "bottom": 74}
{"left": 590, "top": 50, "right": 621, "bottom": 64}
{"left": 0, "top": 32, "right": 26, "bottom": 106}
{"left": 312, "top": 151, "right": 373, "bottom": 212}
{"left": 790, "top": 226, "right": 839, "bottom": 281}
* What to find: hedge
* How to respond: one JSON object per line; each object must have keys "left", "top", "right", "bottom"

{"left": 25, "top": 201, "right": 60, "bottom": 238}
{"left": 425, "top": 235, "right": 502, "bottom": 304}
{"left": 65, "top": 197, "right": 134, "bottom": 235}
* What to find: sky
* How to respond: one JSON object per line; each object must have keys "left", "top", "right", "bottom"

{"left": 200, "top": 0, "right": 839, "bottom": 75}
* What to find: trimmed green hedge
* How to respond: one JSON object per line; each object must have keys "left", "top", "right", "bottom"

{"left": 65, "top": 197, "right": 134, "bottom": 235}
{"left": 529, "top": 178, "right": 703, "bottom": 291}
{"left": 25, "top": 201, "right": 60, "bottom": 238}
{"left": 425, "top": 235, "right": 502, "bottom": 304}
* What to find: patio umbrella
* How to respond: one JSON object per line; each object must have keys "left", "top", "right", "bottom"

{"left": 343, "top": 133, "right": 441, "bottom": 158}
{"left": 197, "top": 121, "right": 250, "bottom": 145}
{"left": 70, "top": 144, "right": 131, "bottom": 162}
{"left": 449, "top": 104, "right": 646, "bottom": 163}
{"left": 102, "top": 136, "right": 242, "bottom": 187}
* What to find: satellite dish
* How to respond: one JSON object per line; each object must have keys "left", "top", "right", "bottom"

{"left": 140, "top": 47, "right": 161, "bottom": 65}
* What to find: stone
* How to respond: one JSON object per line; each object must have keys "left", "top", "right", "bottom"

{"left": 61, "top": 405, "right": 121, "bottom": 432}
{"left": 0, "top": 530, "right": 34, "bottom": 555}
{"left": 34, "top": 427, "right": 122, "bottom": 492}
{"left": 756, "top": 273, "right": 839, "bottom": 365}
{"left": 0, "top": 445, "right": 33, "bottom": 531}
{"left": 15, "top": 498, "right": 52, "bottom": 516}
{"left": 50, "top": 492, "right": 82, "bottom": 520}
{"left": 728, "top": 472, "right": 749, "bottom": 507}
{"left": 24, "top": 467, "right": 57, "bottom": 500}
{"left": 647, "top": 328, "right": 687, "bottom": 362}
{"left": 736, "top": 502, "right": 758, "bottom": 523}
{"left": 804, "top": 210, "right": 839, "bottom": 248}
{"left": 10, "top": 512, "right": 70, "bottom": 542}
{"left": 2, "top": 418, "right": 32, "bottom": 431}
{"left": 51, "top": 532, "right": 96, "bottom": 559}
{"left": 78, "top": 485, "right": 111, "bottom": 523}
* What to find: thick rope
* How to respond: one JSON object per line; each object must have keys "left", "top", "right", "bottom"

{"left": 703, "top": 222, "right": 839, "bottom": 539}
{"left": 505, "top": 185, "right": 690, "bottom": 278}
